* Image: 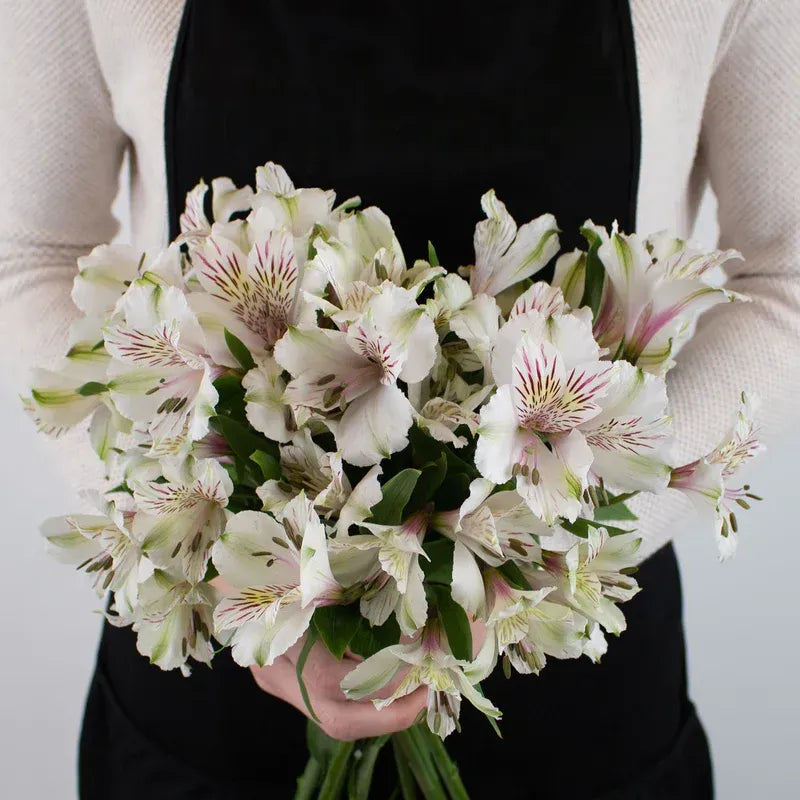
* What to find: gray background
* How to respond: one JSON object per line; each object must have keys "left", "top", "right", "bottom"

{"left": 0, "top": 181, "right": 797, "bottom": 798}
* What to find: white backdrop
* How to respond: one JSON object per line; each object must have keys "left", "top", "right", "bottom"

{"left": 0, "top": 185, "right": 797, "bottom": 799}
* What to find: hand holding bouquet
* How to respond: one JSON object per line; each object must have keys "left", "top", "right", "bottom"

{"left": 24, "top": 162, "right": 764, "bottom": 798}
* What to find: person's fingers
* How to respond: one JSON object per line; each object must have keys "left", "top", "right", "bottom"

{"left": 249, "top": 654, "right": 430, "bottom": 741}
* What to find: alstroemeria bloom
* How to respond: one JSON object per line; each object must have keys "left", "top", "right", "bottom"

{"left": 133, "top": 569, "right": 220, "bottom": 674}
{"left": 595, "top": 224, "right": 745, "bottom": 374}
{"left": 469, "top": 189, "right": 560, "bottom": 297}
{"left": 255, "top": 429, "right": 382, "bottom": 535}
{"left": 241, "top": 354, "right": 293, "bottom": 443}
{"left": 104, "top": 283, "right": 219, "bottom": 451}
{"left": 430, "top": 478, "right": 551, "bottom": 615}
{"left": 579, "top": 360, "right": 674, "bottom": 492}
{"left": 191, "top": 215, "right": 320, "bottom": 360}
{"left": 72, "top": 242, "right": 184, "bottom": 319}
{"left": 41, "top": 495, "right": 147, "bottom": 620}
{"left": 483, "top": 569, "right": 584, "bottom": 675}
{"left": 275, "top": 283, "right": 438, "bottom": 466}
{"left": 669, "top": 392, "right": 764, "bottom": 560}
{"left": 341, "top": 624, "right": 501, "bottom": 739}
{"left": 342, "top": 511, "right": 430, "bottom": 635}
{"left": 212, "top": 492, "right": 341, "bottom": 667}
{"left": 177, "top": 177, "right": 254, "bottom": 250}
{"left": 476, "top": 309, "right": 612, "bottom": 524}
{"left": 131, "top": 457, "right": 232, "bottom": 584}
{"left": 531, "top": 528, "right": 642, "bottom": 635}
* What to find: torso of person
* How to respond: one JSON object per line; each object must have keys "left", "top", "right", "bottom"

{"left": 79, "top": 3, "right": 713, "bottom": 798}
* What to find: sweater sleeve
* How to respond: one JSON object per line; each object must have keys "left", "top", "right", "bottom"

{"left": 630, "top": 0, "right": 800, "bottom": 561}
{"left": 0, "top": 0, "right": 129, "bottom": 503}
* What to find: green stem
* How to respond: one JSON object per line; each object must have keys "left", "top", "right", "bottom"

{"left": 392, "top": 737, "right": 420, "bottom": 800}
{"left": 318, "top": 739, "right": 355, "bottom": 800}
{"left": 394, "top": 729, "right": 447, "bottom": 800}
{"left": 350, "top": 735, "right": 391, "bottom": 800}
{"left": 418, "top": 728, "right": 470, "bottom": 800}
{"left": 294, "top": 756, "right": 322, "bottom": 800}
{"left": 296, "top": 630, "right": 321, "bottom": 723}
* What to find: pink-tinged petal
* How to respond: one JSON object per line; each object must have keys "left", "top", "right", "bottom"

{"left": 511, "top": 337, "right": 569, "bottom": 432}
{"left": 346, "top": 317, "right": 405, "bottom": 385}
{"left": 582, "top": 362, "right": 674, "bottom": 491}
{"left": 179, "top": 180, "right": 210, "bottom": 240}
{"left": 510, "top": 282, "right": 566, "bottom": 319}
{"left": 555, "top": 361, "right": 614, "bottom": 431}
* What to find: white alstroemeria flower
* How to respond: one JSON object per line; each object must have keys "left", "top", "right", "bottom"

{"left": 275, "top": 283, "right": 438, "bottom": 466}
{"left": 73, "top": 243, "right": 185, "bottom": 319}
{"left": 430, "top": 478, "right": 558, "bottom": 616}
{"left": 212, "top": 493, "right": 341, "bottom": 667}
{"left": 426, "top": 273, "right": 473, "bottom": 329}
{"left": 669, "top": 392, "right": 764, "bottom": 560}
{"left": 178, "top": 177, "right": 254, "bottom": 249}
{"left": 483, "top": 569, "right": 584, "bottom": 675}
{"left": 253, "top": 161, "right": 337, "bottom": 242}
{"left": 353, "top": 511, "right": 430, "bottom": 635}
{"left": 415, "top": 387, "right": 489, "bottom": 449}
{"left": 579, "top": 360, "right": 674, "bottom": 493}
{"left": 104, "top": 283, "right": 219, "bottom": 451}
{"left": 241, "top": 354, "right": 293, "bottom": 443}
{"left": 469, "top": 189, "right": 560, "bottom": 297}
{"left": 508, "top": 281, "right": 568, "bottom": 320}
{"left": 191, "top": 214, "right": 318, "bottom": 360}
{"left": 449, "top": 293, "right": 502, "bottom": 372}
{"left": 133, "top": 569, "right": 220, "bottom": 674}
{"left": 255, "top": 430, "right": 382, "bottom": 535}
{"left": 24, "top": 316, "right": 122, "bottom": 444}
{"left": 131, "top": 458, "right": 232, "bottom": 584}
{"left": 41, "top": 496, "right": 147, "bottom": 618}
{"left": 582, "top": 621, "right": 609, "bottom": 664}
{"left": 532, "top": 528, "right": 642, "bottom": 635}
{"left": 304, "top": 209, "right": 443, "bottom": 326}
{"left": 594, "top": 223, "right": 745, "bottom": 374}
{"left": 476, "top": 309, "right": 612, "bottom": 524}
{"left": 341, "top": 624, "right": 502, "bottom": 739}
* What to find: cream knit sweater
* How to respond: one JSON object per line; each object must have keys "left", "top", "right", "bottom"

{"left": 0, "top": 0, "right": 798, "bottom": 562}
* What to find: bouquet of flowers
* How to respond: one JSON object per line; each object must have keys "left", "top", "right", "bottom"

{"left": 24, "top": 161, "right": 764, "bottom": 798}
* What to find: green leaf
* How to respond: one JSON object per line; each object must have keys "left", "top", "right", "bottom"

{"left": 421, "top": 537, "right": 454, "bottom": 585}
{"left": 210, "top": 414, "right": 279, "bottom": 463}
{"left": 312, "top": 604, "right": 362, "bottom": 660}
{"left": 224, "top": 328, "right": 256, "bottom": 371}
{"left": 348, "top": 616, "right": 401, "bottom": 659}
{"left": 561, "top": 517, "right": 632, "bottom": 538}
{"left": 76, "top": 381, "right": 107, "bottom": 397}
{"left": 593, "top": 501, "right": 638, "bottom": 521}
{"left": 427, "top": 240, "right": 440, "bottom": 268}
{"left": 368, "top": 468, "right": 421, "bottom": 525}
{"left": 407, "top": 453, "right": 447, "bottom": 514}
{"left": 433, "top": 472, "right": 472, "bottom": 510}
{"left": 409, "top": 425, "right": 479, "bottom": 481}
{"left": 296, "top": 630, "right": 321, "bottom": 723}
{"left": 249, "top": 449, "right": 281, "bottom": 481}
{"left": 497, "top": 561, "right": 532, "bottom": 591}
{"left": 579, "top": 225, "right": 606, "bottom": 320}
{"left": 431, "top": 585, "right": 472, "bottom": 661}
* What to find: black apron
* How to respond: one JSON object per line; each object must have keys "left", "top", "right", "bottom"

{"left": 79, "top": 2, "right": 713, "bottom": 797}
